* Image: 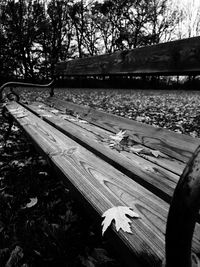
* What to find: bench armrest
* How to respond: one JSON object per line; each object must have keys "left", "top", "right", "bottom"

{"left": 0, "top": 80, "right": 54, "bottom": 102}
{"left": 166, "top": 146, "right": 200, "bottom": 267}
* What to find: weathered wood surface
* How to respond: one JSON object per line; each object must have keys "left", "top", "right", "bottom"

{"left": 5, "top": 102, "right": 200, "bottom": 266}
{"left": 6, "top": 102, "right": 167, "bottom": 266}
{"left": 56, "top": 37, "right": 200, "bottom": 76}
{"left": 27, "top": 101, "right": 185, "bottom": 176}
{"left": 46, "top": 97, "right": 200, "bottom": 164}
{"left": 24, "top": 102, "right": 180, "bottom": 203}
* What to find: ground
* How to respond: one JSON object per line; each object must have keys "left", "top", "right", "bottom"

{"left": 1, "top": 87, "right": 200, "bottom": 267}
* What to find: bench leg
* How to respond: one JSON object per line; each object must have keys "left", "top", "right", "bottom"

{"left": 7, "top": 87, "right": 20, "bottom": 102}
{"left": 50, "top": 84, "right": 54, "bottom": 97}
{"left": 165, "top": 146, "right": 200, "bottom": 267}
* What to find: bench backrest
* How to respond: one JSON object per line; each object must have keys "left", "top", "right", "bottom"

{"left": 55, "top": 36, "right": 200, "bottom": 77}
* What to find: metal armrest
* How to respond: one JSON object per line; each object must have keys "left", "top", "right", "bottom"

{"left": 0, "top": 80, "right": 54, "bottom": 102}
{"left": 166, "top": 146, "right": 200, "bottom": 267}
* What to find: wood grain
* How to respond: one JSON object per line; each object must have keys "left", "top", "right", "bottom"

{"left": 6, "top": 102, "right": 200, "bottom": 266}
{"left": 46, "top": 97, "right": 200, "bottom": 164}
{"left": 28, "top": 101, "right": 185, "bottom": 175}
{"left": 55, "top": 37, "right": 200, "bottom": 76}
{"left": 25, "top": 102, "right": 180, "bottom": 203}
{"left": 6, "top": 102, "right": 167, "bottom": 266}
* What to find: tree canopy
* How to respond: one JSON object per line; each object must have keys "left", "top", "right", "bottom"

{"left": 0, "top": 0, "right": 200, "bottom": 81}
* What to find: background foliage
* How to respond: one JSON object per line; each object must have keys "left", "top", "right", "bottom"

{"left": 0, "top": 0, "right": 200, "bottom": 81}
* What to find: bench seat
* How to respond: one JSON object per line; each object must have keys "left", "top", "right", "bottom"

{"left": 4, "top": 100, "right": 200, "bottom": 267}
{"left": 25, "top": 100, "right": 180, "bottom": 202}
{"left": 2, "top": 36, "right": 200, "bottom": 266}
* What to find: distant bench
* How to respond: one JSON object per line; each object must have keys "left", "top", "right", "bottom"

{"left": 1, "top": 36, "right": 200, "bottom": 267}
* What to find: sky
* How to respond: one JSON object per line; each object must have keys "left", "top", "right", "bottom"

{"left": 172, "top": 0, "right": 200, "bottom": 10}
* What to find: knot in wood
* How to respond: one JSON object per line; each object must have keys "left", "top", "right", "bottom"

{"left": 66, "top": 147, "right": 77, "bottom": 155}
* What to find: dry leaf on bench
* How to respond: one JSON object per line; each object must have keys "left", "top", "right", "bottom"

{"left": 102, "top": 206, "right": 140, "bottom": 235}
{"left": 151, "top": 150, "right": 167, "bottom": 158}
{"left": 16, "top": 113, "right": 28, "bottom": 118}
{"left": 41, "top": 114, "right": 52, "bottom": 118}
{"left": 50, "top": 109, "right": 59, "bottom": 114}
{"left": 109, "top": 130, "right": 126, "bottom": 143}
{"left": 38, "top": 104, "right": 44, "bottom": 108}
{"left": 129, "top": 146, "right": 168, "bottom": 158}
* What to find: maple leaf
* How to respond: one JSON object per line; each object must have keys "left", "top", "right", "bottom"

{"left": 101, "top": 206, "right": 140, "bottom": 235}
{"left": 109, "top": 130, "right": 126, "bottom": 143}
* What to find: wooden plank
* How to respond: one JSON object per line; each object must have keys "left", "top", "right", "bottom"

{"left": 5, "top": 102, "right": 200, "bottom": 266}
{"left": 56, "top": 37, "right": 200, "bottom": 76}
{"left": 45, "top": 97, "right": 200, "bottom": 164}
{"left": 6, "top": 102, "right": 167, "bottom": 266}
{"left": 28, "top": 101, "right": 185, "bottom": 177}
{"left": 25, "top": 102, "right": 180, "bottom": 203}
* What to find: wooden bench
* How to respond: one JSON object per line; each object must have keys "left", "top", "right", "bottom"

{"left": 1, "top": 36, "right": 200, "bottom": 267}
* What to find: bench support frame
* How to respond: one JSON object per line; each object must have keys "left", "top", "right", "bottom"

{"left": 0, "top": 80, "right": 54, "bottom": 102}
{"left": 166, "top": 146, "right": 200, "bottom": 267}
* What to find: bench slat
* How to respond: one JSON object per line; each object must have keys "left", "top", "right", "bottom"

{"left": 33, "top": 102, "right": 185, "bottom": 176}
{"left": 25, "top": 102, "right": 180, "bottom": 203}
{"left": 45, "top": 97, "right": 200, "bottom": 164}
{"left": 6, "top": 101, "right": 168, "bottom": 266}
{"left": 56, "top": 36, "right": 200, "bottom": 76}
{"left": 5, "top": 102, "right": 200, "bottom": 266}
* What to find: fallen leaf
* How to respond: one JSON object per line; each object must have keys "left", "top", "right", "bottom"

{"left": 67, "top": 117, "right": 77, "bottom": 122}
{"left": 11, "top": 125, "right": 19, "bottom": 132}
{"left": 109, "top": 130, "right": 126, "bottom": 143}
{"left": 65, "top": 114, "right": 88, "bottom": 124}
{"left": 129, "top": 146, "right": 146, "bottom": 154}
{"left": 151, "top": 150, "right": 168, "bottom": 158}
{"left": 101, "top": 206, "right": 139, "bottom": 235}
{"left": 41, "top": 114, "right": 52, "bottom": 118}
{"left": 50, "top": 109, "right": 59, "bottom": 114}
{"left": 59, "top": 114, "right": 71, "bottom": 120}
{"left": 24, "top": 197, "right": 38, "bottom": 208}
{"left": 16, "top": 113, "right": 28, "bottom": 118}
{"left": 136, "top": 116, "right": 145, "bottom": 122}
{"left": 78, "top": 119, "right": 88, "bottom": 124}
{"left": 129, "top": 146, "right": 168, "bottom": 158}
{"left": 37, "top": 109, "right": 45, "bottom": 113}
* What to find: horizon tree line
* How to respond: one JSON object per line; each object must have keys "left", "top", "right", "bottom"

{"left": 0, "top": 0, "right": 200, "bottom": 81}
